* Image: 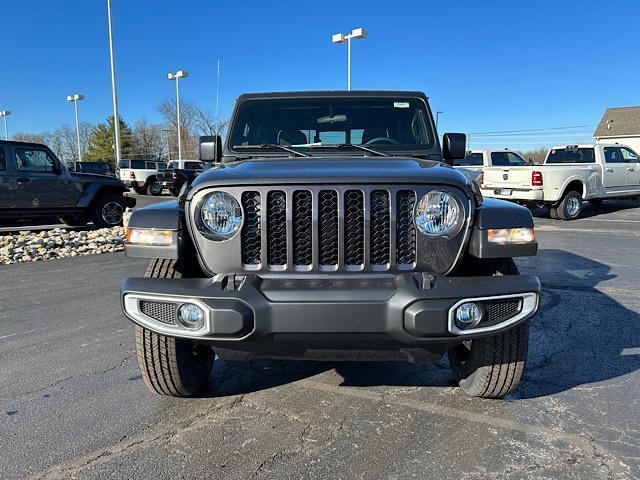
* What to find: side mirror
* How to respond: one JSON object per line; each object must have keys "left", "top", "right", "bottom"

{"left": 442, "top": 133, "right": 467, "bottom": 163}
{"left": 199, "top": 135, "right": 222, "bottom": 162}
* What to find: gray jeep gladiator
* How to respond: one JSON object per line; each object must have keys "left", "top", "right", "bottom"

{"left": 122, "top": 91, "right": 540, "bottom": 398}
{"left": 0, "top": 140, "right": 134, "bottom": 227}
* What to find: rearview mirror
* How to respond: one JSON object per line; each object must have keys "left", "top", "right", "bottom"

{"left": 442, "top": 133, "right": 467, "bottom": 163}
{"left": 199, "top": 135, "right": 222, "bottom": 162}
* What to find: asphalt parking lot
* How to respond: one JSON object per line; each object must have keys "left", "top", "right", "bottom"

{"left": 1, "top": 199, "right": 639, "bottom": 479}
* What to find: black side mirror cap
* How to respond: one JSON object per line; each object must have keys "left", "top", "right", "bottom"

{"left": 199, "top": 135, "right": 222, "bottom": 162}
{"left": 442, "top": 133, "right": 467, "bottom": 162}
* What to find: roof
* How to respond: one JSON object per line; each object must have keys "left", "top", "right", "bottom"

{"left": 594, "top": 106, "right": 640, "bottom": 138}
{"left": 237, "top": 90, "right": 428, "bottom": 101}
{"left": 0, "top": 139, "right": 47, "bottom": 147}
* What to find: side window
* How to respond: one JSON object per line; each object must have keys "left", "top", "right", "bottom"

{"left": 0, "top": 147, "right": 6, "bottom": 171}
{"left": 620, "top": 147, "right": 639, "bottom": 163}
{"left": 167, "top": 161, "right": 177, "bottom": 169}
{"left": 15, "top": 148, "right": 57, "bottom": 173}
{"left": 490, "top": 152, "right": 508, "bottom": 166}
{"left": 604, "top": 147, "right": 622, "bottom": 164}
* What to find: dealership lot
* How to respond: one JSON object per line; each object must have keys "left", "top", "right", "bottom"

{"left": 1, "top": 200, "right": 639, "bottom": 479}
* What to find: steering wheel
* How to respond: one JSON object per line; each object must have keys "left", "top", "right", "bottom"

{"left": 364, "top": 137, "right": 400, "bottom": 145}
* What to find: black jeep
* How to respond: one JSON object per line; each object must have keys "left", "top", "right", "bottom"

{"left": 122, "top": 91, "right": 540, "bottom": 398}
{"left": 0, "top": 140, "right": 134, "bottom": 227}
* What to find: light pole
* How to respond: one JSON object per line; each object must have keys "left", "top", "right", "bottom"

{"left": 67, "top": 94, "right": 85, "bottom": 162}
{"left": 167, "top": 70, "right": 188, "bottom": 161}
{"left": 107, "top": 0, "right": 121, "bottom": 165}
{"left": 331, "top": 27, "right": 367, "bottom": 90}
{"left": 0, "top": 111, "right": 10, "bottom": 140}
{"left": 436, "top": 111, "right": 443, "bottom": 130}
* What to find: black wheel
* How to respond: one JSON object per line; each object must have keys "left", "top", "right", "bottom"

{"left": 59, "top": 215, "right": 89, "bottom": 227}
{"left": 549, "top": 206, "right": 560, "bottom": 220}
{"left": 589, "top": 199, "right": 603, "bottom": 209}
{"left": 135, "top": 259, "right": 214, "bottom": 397}
{"left": 557, "top": 190, "right": 582, "bottom": 220}
{"left": 146, "top": 180, "right": 163, "bottom": 196}
{"left": 448, "top": 258, "right": 529, "bottom": 399}
{"left": 91, "top": 194, "right": 126, "bottom": 228}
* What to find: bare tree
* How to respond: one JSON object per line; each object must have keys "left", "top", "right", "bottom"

{"left": 517, "top": 147, "right": 548, "bottom": 164}
{"left": 12, "top": 133, "right": 47, "bottom": 144}
{"left": 131, "top": 118, "right": 164, "bottom": 160}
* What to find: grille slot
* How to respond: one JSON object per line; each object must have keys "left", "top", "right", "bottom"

{"left": 292, "top": 191, "right": 312, "bottom": 265}
{"left": 318, "top": 190, "right": 339, "bottom": 266}
{"left": 241, "top": 191, "right": 261, "bottom": 265}
{"left": 267, "top": 191, "right": 287, "bottom": 266}
{"left": 396, "top": 191, "right": 417, "bottom": 265}
{"left": 370, "top": 190, "right": 391, "bottom": 265}
{"left": 344, "top": 190, "right": 365, "bottom": 266}
{"left": 484, "top": 299, "right": 522, "bottom": 323}
{"left": 139, "top": 301, "right": 176, "bottom": 324}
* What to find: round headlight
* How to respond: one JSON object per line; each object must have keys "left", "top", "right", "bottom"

{"left": 415, "top": 190, "right": 463, "bottom": 237}
{"left": 200, "top": 192, "right": 242, "bottom": 240}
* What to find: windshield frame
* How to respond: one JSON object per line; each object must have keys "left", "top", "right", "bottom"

{"left": 225, "top": 92, "right": 440, "bottom": 158}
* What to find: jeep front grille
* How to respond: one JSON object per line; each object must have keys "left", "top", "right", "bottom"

{"left": 239, "top": 187, "right": 417, "bottom": 272}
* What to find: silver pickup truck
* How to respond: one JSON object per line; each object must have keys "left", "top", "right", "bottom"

{"left": 481, "top": 144, "right": 640, "bottom": 219}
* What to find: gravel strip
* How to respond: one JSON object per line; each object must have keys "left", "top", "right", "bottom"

{"left": 0, "top": 227, "right": 125, "bottom": 265}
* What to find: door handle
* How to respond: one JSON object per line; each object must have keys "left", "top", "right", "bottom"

{"left": 605, "top": 168, "right": 614, "bottom": 173}
{"left": 16, "top": 177, "right": 32, "bottom": 184}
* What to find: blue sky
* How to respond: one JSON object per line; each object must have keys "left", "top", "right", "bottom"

{"left": 2, "top": 0, "right": 639, "bottom": 150}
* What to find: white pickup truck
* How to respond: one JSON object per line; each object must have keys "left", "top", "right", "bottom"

{"left": 481, "top": 144, "right": 640, "bottom": 219}
{"left": 118, "top": 159, "right": 166, "bottom": 196}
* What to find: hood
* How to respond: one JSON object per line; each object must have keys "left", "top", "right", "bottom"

{"left": 190, "top": 157, "right": 471, "bottom": 192}
{"left": 68, "top": 172, "right": 122, "bottom": 183}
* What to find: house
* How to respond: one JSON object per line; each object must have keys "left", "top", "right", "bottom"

{"left": 593, "top": 106, "right": 640, "bottom": 152}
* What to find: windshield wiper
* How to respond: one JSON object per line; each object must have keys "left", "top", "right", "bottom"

{"left": 309, "top": 143, "right": 389, "bottom": 157}
{"left": 233, "top": 144, "right": 310, "bottom": 157}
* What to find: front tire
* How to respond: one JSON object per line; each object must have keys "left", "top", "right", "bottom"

{"left": 146, "top": 180, "right": 163, "bottom": 196}
{"left": 557, "top": 190, "right": 582, "bottom": 220}
{"left": 135, "top": 259, "right": 214, "bottom": 397}
{"left": 448, "top": 258, "right": 529, "bottom": 398}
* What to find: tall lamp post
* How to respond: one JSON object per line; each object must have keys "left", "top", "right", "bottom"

{"left": 107, "top": 0, "right": 121, "bottom": 165}
{"left": 67, "top": 94, "right": 85, "bottom": 162}
{"left": 331, "top": 27, "right": 367, "bottom": 90}
{"left": 0, "top": 111, "right": 10, "bottom": 140}
{"left": 167, "top": 70, "right": 188, "bottom": 161}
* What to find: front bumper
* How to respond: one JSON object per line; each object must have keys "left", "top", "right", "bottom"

{"left": 121, "top": 273, "right": 541, "bottom": 349}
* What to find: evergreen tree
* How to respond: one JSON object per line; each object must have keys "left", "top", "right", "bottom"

{"left": 84, "top": 116, "right": 133, "bottom": 164}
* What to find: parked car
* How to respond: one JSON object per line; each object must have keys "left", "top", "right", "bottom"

{"left": 453, "top": 149, "right": 530, "bottom": 186}
{"left": 118, "top": 159, "right": 166, "bottom": 196}
{"left": 0, "top": 140, "right": 134, "bottom": 227}
{"left": 156, "top": 160, "right": 211, "bottom": 196}
{"left": 480, "top": 144, "right": 640, "bottom": 219}
{"left": 122, "top": 90, "right": 541, "bottom": 400}
{"left": 67, "top": 161, "right": 116, "bottom": 176}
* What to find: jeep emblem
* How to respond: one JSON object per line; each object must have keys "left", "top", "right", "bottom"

{"left": 503, "top": 173, "right": 509, "bottom": 180}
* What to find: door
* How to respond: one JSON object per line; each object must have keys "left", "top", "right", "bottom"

{"left": 13, "top": 146, "right": 82, "bottom": 209}
{"left": 602, "top": 147, "right": 627, "bottom": 193}
{"left": 0, "top": 145, "right": 14, "bottom": 208}
{"left": 619, "top": 147, "right": 640, "bottom": 190}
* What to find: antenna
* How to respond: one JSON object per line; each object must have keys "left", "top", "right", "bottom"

{"left": 215, "top": 59, "right": 220, "bottom": 122}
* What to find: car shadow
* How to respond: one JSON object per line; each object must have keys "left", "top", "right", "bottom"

{"left": 201, "top": 249, "right": 639, "bottom": 400}
{"left": 531, "top": 199, "right": 639, "bottom": 219}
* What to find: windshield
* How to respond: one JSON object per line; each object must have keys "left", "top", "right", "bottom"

{"left": 229, "top": 97, "right": 435, "bottom": 153}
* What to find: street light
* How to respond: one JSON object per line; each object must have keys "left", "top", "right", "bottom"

{"left": 67, "top": 94, "right": 85, "bottom": 162}
{"left": 167, "top": 70, "right": 189, "bottom": 161}
{"left": 0, "top": 111, "right": 10, "bottom": 140}
{"left": 436, "top": 111, "right": 443, "bottom": 130}
{"left": 107, "top": 0, "right": 121, "bottom": 165}
{"left": 331, "top": 27, "right": 367, "bottom": 90}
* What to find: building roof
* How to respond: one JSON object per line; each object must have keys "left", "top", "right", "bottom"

{"left": 594, "top": 106, "right": 640, "bottom": 138}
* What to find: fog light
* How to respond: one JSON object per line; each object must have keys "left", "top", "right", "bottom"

{"left": 177, "top": 303, "right": 205, "bottom": 330}
{"left": 455, "top": 302, "right": 483, "bottom": 330}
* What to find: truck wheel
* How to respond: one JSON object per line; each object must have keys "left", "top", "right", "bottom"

{"left": 548, "top": 207, "right": 560, "bottom": 220}
{"left": 146, "top": 181, "right": 163, "bottom": 196}
{"left": 169, "top": 188, "right": 180, "bottom": 197}
{"left": 60, "top": 215, "right": 89, "bottom": 227}
{"left": 557, "top": 190, "right": 582, "bottom": 220}
{"left": 91, "top": 194, "right": 126, "bottom": 228}
{"left": 135, "top": 259, "right": 214, "bottom": 397}
{"left": 448, "top": 258, "right": 528, "bottom": 399}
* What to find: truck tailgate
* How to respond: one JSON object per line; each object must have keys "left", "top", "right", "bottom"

{"left": 483, "top": 166, "right": 534, "bottom": 188}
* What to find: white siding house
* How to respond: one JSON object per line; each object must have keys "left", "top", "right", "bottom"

{"left": 594, "top": 106, "right": 640, "bottom": 152}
